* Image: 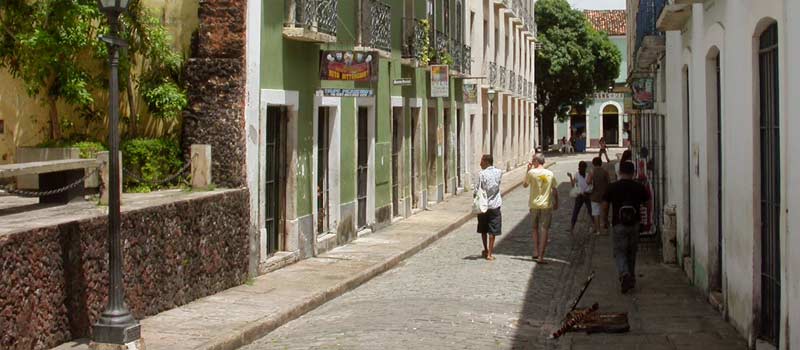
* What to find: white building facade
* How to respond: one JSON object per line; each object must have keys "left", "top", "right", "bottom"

{"left": 464, "top": 0, "right": 537, "bottom": 174}
{"left": 643, "top": 0, "right": 799, "bottom": 348}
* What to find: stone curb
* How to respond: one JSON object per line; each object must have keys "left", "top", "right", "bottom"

{"left": 197, "top": 164, "right": 554, "bottom": 350}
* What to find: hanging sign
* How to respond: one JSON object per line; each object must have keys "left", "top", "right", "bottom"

{"left": 430, "top": 65, "right": 450, "bottom": 98}
{"left": 321, "top": 88, "right": 374, "bottom": 97}
{"left": 320, "top": 51, "right": 378, "bottom": 82}
{"left": 631, "top": 78, "right": 655, "bottom": 110}
{"left": 393, "top": 78, "right": 412, "bottom": 86}
{"left": 463, "top": 83, "right": 478, "bottom": 103}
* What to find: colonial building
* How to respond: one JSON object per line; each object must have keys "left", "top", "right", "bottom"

{"left": 553, "top": 9, "right": 628, "bottom": 149}
{"left": 250, "top": 0, "right": 538, "bottom": 271}
{"left": 630, "top": 0, "right": 799, "bottom": 348}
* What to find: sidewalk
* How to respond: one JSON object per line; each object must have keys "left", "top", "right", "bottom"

{"left": 557, "top": 231, "right": 748, "bottom": 349}
{"left": 54, "top": 164, "right": 536, "bottom": 350}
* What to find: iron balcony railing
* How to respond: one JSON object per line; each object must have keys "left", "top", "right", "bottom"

{"left": 509, "top": 73, "right": 516, "bottom": 94}
{"left": 284, "top": 0, "right": 339, "bottom": 37}
{"left": 402, "top": 18, "right": 427, "bottom": 61}
{"left": 360, "top": 0, "right": 391, "bottom": 52}
{"left": 518, "top": 76, "right": 524, "bottom": 95}
{"left": 435, "top": 30, "right": 449, "bottom": 64}
{"left": 499, "top": 66, "right": 507, "bottom": 90}
{"left": 488, "top": 62, "right": 498, "bottom": 86}
{"left": 463, "top": 45, "right": 471, "bottom": 74}
{"left": 635, "top": 0, "right": 666, "bottom": 54}
{"left": 451, "top": 40, "right": 463, "bottom": 72}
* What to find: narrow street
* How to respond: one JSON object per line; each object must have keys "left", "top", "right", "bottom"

{"left": 242, "top": 156, "right": 748, "bottom": 350}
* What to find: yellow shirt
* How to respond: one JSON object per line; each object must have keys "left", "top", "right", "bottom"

{"left": 525, "top": 167, "right": 557, "bottom": 209}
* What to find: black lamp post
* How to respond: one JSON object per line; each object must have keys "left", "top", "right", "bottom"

{"left": 93, "top": 0, "right": 140, "bottom": 345}
{"left": 488, "top": 89, "right": 496, "bottom": 157}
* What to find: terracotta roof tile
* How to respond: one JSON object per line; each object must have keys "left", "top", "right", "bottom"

{"left": 584, "top": 10, "right": 627, "bottom": 36}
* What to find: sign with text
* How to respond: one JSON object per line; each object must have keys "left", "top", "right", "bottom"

{"left": 393, "top": 78, "right": 412, "bottom": 86}
{"left": 430, "top": 65, "right": 449, "bottom": 98}
{"left": 321, "top": 88, "right": 374, "bottom": 97}
{"left": 631, "top": 78, "right": 655, "bottom": 110}
{"left": 463, "top": 83, "right": 478, "bottom": 103}
{"left": 320, "top": 51, "right": 378, "bottom": 82}
{"left": 593, "top": 92, "right": 625, "bottom": 100}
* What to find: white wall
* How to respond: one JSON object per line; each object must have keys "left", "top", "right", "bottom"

{"left": 783, "top": 0, "right": 799, "bottom": 348}
{"left": 662, "top": 0, "right": 791, "bottom": 345}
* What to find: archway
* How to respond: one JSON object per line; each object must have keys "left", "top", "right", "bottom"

{"left": 601, "top": 104, "right": 620, "bottom": 146}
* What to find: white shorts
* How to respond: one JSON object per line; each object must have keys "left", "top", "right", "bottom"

{"left": 591, "top": 202, "right": 602, "bottom": 216}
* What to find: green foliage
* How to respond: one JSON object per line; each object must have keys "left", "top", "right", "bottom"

{"left": 0, "top": 0, "right": 188, "bottom": 140}
{"left": 419, "top": 20, "right": 432, "bottom": 66}
{"left": 121, "top": 137, "right": 183, "bottom": 192}
{"left": 37, "top": 138, "right": 107, "bottom": 159}
{"left": 534, "top": 0, "right": 622, "bottom": 123}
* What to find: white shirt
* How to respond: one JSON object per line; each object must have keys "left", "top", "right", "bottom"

{"left": 576, "top": 173, "right": 591, "bottom": 194}
{"left": 477, "top": 166, "right": 503, "bottom": 209}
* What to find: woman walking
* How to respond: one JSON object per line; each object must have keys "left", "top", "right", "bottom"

{"left": 567, "top": 161, "right": 593, "bottom": 235}
{"left": 476, "top": 154, "right": 502, "bottom": 260}
{"left": 598, "top": 137, "right": 611, "bottom": 162}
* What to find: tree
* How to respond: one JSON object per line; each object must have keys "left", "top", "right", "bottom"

{"left": 0, "top": 0, "right": 187, "bottom": 141}
{"left": 534, "top": 0, "right": 621, "bottom": 142}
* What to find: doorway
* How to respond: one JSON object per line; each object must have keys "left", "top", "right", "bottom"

{"left": 682, "top": 65, "right": 692, "bottom": 262}
{"left": 357, "top": 107, "right": 369, "bottom": 230}
{"left": 392, "top": 107, "right": 403, "bottom": 218}
{"left": 602, "top": 105, "right": 620, "bottom": 146}
{"left": 758, "top": 22, "right": 780, "bottom": 346}
{"left": 427, "top": 106, "right": 438, "bottom": 201}
{"left": 456, "top": 109, "right": 463, "bottom": 189}
{"left": 444, "top": 108, "right": 451, "bottom": 194}
{"left": 706, "top": 51, "right": 723, "bottom": 293}
{"left": 265, "top": 106, "right": 287, "bottom": 256}
{"left": 411, "top": 108, "right": 421, "bottom": 209}
{"left": 317, "top": 107, "right": 332, "bottom": 235}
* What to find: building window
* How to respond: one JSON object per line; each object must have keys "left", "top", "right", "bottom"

{"left": 317, "top": 107, "right": 331, "bottom": 235}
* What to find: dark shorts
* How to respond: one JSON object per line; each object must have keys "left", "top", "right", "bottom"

{"left": 477, "top": 207, "right": 502, "bottom": 235}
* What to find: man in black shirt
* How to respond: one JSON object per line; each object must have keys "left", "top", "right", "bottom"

{"left": 602, "top": 161, "right": 650, "bottom": 294}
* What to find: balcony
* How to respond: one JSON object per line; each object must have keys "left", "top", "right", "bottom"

{"left": 634, "top": 0, "right": 666, "bottom": 70}
{"left": 358, "top": 0, "right": 392, "bottom": 55}
{"left": 518, "top": 75, "right": 524, "bottom": 96}
{"left": 489, "top": 62, "right": 498, "bottom": 87}
{"left": 499, "top": 66, "right": 507, "bottom": 91}
{"left": 434, "top": 30, "right": 451, "bottom": 65}
{"left": 402, "top": 18, "right": 430, "bottom": 65}
{"left": 451, "top": 41, "right": 463, "bottom": 72}
{"left": 283, "top": 0, "right": 339, "bottom": 43}
{"left": 657, "top": 3, "right": 691, "bottom": 31}
{"left": 463, "top": 45, "right": 471, "bottom": 75}
{"left": 509, "top": 73, "right": 516, "bottom": 94}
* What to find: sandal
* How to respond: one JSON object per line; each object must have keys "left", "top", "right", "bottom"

{"left": 482, "top": 250, "right": 488, "bottom": 258}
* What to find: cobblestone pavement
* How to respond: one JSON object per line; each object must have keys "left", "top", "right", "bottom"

{"left": 243, "top": 153, "right": 748, "bottom": 350}
{"left": 244, "top": 159, "right": 592, "bottom": 350}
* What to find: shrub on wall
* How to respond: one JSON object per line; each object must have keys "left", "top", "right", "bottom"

{"left": 38, "top": 139, "right": 107, "bottom": 159}
{"left": 121, "top": 138, "right": 183, "bottom": 192}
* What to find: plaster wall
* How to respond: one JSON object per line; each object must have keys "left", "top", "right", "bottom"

{"left": 662, "top": 0, "right": 790, "bottom": 344}
{"left": 0, "top": 0, "right": 199, "bottom": 165}
{"left": 783, "top": 0, "right": 799, "bottom": 348}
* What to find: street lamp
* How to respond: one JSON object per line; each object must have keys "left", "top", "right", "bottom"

{"left": 93, "top": 0, "right": 141, "bottom": 346}
{"left": 488, "top": 89, "right": 497, "bottom": 157}
{"left": 537, "top": 104, "right": 544, "bottom": 151}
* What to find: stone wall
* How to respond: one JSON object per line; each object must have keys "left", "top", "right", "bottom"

{"left": 0, "top": 189, "right": 250, "bottom": 349}
{"left": 181, "top": 0, "right": 247, "bottom": 188}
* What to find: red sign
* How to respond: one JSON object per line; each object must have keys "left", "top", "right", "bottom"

{"left": 320, "top": 51, "right": 378, "bottom": 82}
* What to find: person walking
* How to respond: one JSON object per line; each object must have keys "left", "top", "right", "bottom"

{"left": 587, "top": 157, "right": 611, "bottom": 235}
{"left": 598, "top": 137, "right": 611, "bottom": 162}
{"left": 602, "top": 161, "right": 650, "bottom": 293}
{"left": 476, "top": 154, "right": 502, "bottom": 261}
{"left": 615, "top": 149, "right": 633, "bottom": 179}
{"left": 567, "top": 161, "right": 592, "bottom": 235}
{"left": 523, "top": 153, "right": 558, "bottom": 263}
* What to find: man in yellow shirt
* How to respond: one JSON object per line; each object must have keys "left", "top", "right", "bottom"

{"left": 523, "top": 153, "right": 559, "bottom": 263}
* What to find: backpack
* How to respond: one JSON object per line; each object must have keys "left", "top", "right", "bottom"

{"left": 619, "top": 201, "right": 639, "bottom": 226}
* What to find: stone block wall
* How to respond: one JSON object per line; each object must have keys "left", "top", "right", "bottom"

{"left": 0, "top": 190, "right": 250, "bottom": 349}
{"left": 181, "top": 0, "right": 247, "bottom": 188}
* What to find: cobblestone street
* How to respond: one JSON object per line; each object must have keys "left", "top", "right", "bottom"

{"left": 242, "top": 155, "right": 748, "bottom": 350}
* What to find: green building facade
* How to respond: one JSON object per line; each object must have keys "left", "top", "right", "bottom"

{"left": 256, "top": 0, "right": 473, "bottom": 266}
